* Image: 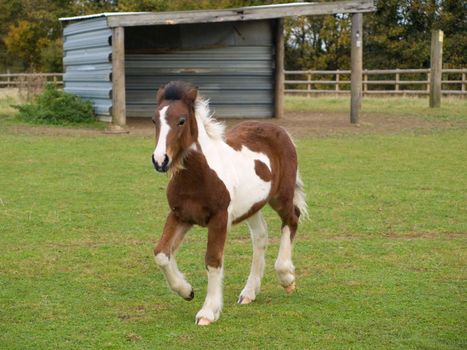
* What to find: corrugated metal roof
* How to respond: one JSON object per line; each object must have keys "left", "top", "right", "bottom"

{"left": 58, "top": 3, "right": 314, "bottom": 22}
{"left": 59, "top": 1, "right": 375, "bottom": 26}
{"left": 59, "top": 12, "right": 146, "bottom": 22}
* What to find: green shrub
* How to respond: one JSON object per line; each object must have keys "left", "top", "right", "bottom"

{"left": 15, "top": 84, "right": 95, "bottom": 124}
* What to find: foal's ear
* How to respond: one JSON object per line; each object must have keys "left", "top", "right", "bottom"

{"left": 184, "top": 86, "right": 198, "bottom": 105}
{"left": 156, "top": 84, "right": 165, "bottom": 104}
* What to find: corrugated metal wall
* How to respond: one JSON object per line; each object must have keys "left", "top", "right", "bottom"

{"left": 62, "top": 18, "right": 275, "bottom": 119}
{"left": 125, "top": 20, "right": 275, "bottom": 118}
{"left": 62, "top": 18, "right": 113, "bottom": 118}
{"left": 125, "top": 46, "right": 274, "bottom": 118}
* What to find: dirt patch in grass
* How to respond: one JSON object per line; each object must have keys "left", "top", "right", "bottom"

{"left": 121, "top": 111, "right": 459, "bottom": 138}
{"left": 265, "top": 111, "right": 463, "bottom": 138}
{"left": 3, "top": 110, "right": 460, "bottom": 138}
{"left": 255, "top": 111, "right": 459, "bottom": 138}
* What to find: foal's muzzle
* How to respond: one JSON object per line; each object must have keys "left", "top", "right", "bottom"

{"left": 152, "top": 154, "right": 169, "bottom": 173}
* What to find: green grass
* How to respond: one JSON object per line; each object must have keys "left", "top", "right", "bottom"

{"left": 1, "top": 130, "right": 465, "bottom": 349}
{"left": 0, "top": 95, "right": 466, "bottom": 349}
{"left": 286, "top": 95, "right": 467, "bottom": 121}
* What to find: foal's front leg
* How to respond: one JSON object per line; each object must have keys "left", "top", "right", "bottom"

{"left": 196, "top": 213, "right": 228, "bottom": 326}
{"left": 154, "top": 212, "right": 194, "bottom": 300}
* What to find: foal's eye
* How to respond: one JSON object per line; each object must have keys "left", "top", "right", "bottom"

{"left": 178, "top": 117, "right": 186, "bottom": 126}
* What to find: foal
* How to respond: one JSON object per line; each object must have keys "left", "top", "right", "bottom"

{"left": 151, "top": 81, "right": 307, "bottom": 326}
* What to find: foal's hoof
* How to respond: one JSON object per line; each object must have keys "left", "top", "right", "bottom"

{"left": 237, "top": 296, "right": 253, "bottom": 305}
{"left": 184, "top": 289, "right": 195, "bottom": 301}
{"left": 196, "top": 317, "right": 212, "bottom": 326}
{"left": 284, "top": 281, "right": 296, "bottom": 294}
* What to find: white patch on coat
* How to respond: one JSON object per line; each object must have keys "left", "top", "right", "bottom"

{"left": 239, "top": 211, "right": 268, "bottom": 302}
{"left": 153, "top": 105, "right": 170, "bottom": 164}
{"left": 193, "top": 101, "right": 272, "bottom": 223}
{"left": 274, "top": 225, "right": 295, "bottom": 287}
{"left": 294, "top": 171, "right": 309, "bottom": 220}
{"left": 196, "top": 265, "right": 223, "bottom": 323}
{"left": 155, "top": 252, "right": 192, "bottom": 299}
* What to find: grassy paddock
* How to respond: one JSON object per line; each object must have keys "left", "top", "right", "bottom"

{"left": 0, "top": 94, "right": 466, "bottom": 349}
{"left": 1, "top": 134, "right": 465, "bottom": 349}
{"left": 285, "top": 94, "right": 467, "bottom": 121}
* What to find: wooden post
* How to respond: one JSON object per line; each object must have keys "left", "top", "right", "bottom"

{"left": 427, "top": 71, "right": 431, "bottom": 93}
{"left": 395, "top": 68, "right": 400, "bottom": 91}
{"left": 109, "top": 26, "right": 128, "bottom": 133}
{"left": 336, "top": 70, "right": 340, "bottom": 94}
{"left": 274, "top": 18, "right": 285, "bottom": 119}
{"left": 462, "top": 72, "right": 466, "bottom": 93}
{"left": 363, "top": 71, "right": 368, "bottom": 94}
{"left": 350, "top": 13, "right": 363, "bottom": 124}
{"left": 7, "top": 69, "right": 11, "bottom": 88}
{"left": 429, "top": 30, "right": 443, "bottom": 108}
{"left": 307, "top": 72, "right": 312, "bottom": 96}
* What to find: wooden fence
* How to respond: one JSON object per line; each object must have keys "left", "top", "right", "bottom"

{"left": 2, "top": 70, "right": 466, "bottom": 97}
{"left": 285, "top": 68, "right": 467, "bottom": 96}
{"left": 0, "top": 73, "right": 63, "bottom": 88}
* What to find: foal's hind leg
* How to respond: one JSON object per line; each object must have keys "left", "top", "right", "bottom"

{"left": 238, "top": 211, "right": 268, "bottom": 305}
{"left": 270, "top": 199, "right": 299, "bottom": 293}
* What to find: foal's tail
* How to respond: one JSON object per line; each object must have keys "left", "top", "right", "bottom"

{"left": 293, "top": 171, "right": 309, "bottom": 221}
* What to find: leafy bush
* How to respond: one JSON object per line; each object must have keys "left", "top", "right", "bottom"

{"left": 15, "top": 84, "right": 95, "bottom": 124}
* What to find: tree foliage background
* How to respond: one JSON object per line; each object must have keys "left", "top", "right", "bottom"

{"left": 0, "top": 0, "right": 465, "bottom": 72}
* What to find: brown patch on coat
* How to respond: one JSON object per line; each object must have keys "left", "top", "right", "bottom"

{"left": 154, "top": 212, "right": 192, "bottom": 256}
{"left": 167, "top": 152, "right": 230, "bottom": 227}
{"left": 254, "top": 159, "right": 272, "bottom": 182}
{"left": 205, "top": 212, "right": 228, "bottom": 268}
{"left": 167, "top": 151, "right": 231, "bottom": 268}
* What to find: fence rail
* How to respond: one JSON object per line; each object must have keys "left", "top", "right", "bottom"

{"left": 285, "top": 68, "right": 467, "bottom": 95}
{"left": 0, "top": 73, "right": 64, "bottom": 88}
{"left": 2, "top": 70, "right": 465, "bottom": 97}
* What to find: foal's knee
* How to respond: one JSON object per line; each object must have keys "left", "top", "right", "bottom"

{"left": 154, "top": 250, "right": 170, "bottom": 268}
{"left": 205, "top": 251, "right": 223, "bottom": 269}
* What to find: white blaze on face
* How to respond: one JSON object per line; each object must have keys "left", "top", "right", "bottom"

{"left": 153, "top": 105, "right": 170, "bottom": 164}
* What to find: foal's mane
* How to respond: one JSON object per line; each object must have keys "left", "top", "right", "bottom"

{"left": 194, "top": 98, "right": 225, "bottom": 141}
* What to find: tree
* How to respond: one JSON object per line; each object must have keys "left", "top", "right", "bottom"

{"left": 0, "top": 0, "right": 465, "bottom": 72}
{"left": 4, "top": 20, "right": 45, "bottom": 70}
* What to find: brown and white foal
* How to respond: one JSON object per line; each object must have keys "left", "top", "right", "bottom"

{"left": 151, "top": 81, "right": 307, "bottom": 326}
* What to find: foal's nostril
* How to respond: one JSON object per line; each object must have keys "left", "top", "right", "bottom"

{"left": 152, "top": 154, "right": 170, "bottom": 172}
{"left": 161, "top": 154, "right": 169, "bottom": 169}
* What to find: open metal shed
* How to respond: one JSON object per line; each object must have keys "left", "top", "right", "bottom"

{"left": 60, "top": 1, "right": 374, "bottom": 128}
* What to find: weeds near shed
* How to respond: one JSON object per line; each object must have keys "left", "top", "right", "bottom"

{"left": 14, "top": 84, "right": 95, "bottom": 125}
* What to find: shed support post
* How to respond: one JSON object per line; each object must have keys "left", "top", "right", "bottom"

{"left": 429, "top": 30, "right": 443, "bottom": 108}
{"left": 109, "top": 26, "right": 128, "bottom": 132}
{"left": 274, "top": 18, "right": 284, "bottom": 119}
{"left": 350, "top": 13, "right": 362, "bottom": 124}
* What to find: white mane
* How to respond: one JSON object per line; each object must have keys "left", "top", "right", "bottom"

{"left": 194, "top": 98, "right": 225, "bottom": 141}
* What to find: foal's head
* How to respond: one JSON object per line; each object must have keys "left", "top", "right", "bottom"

{"left": 152, "top": 81, "right": 199, "bottom": 173}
